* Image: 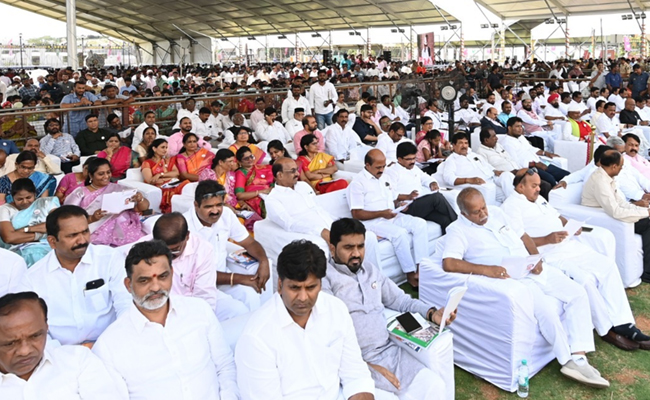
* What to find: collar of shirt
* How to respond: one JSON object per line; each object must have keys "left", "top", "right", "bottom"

{"left": 273, "top": 291, "right": 323, "bottom": 329}
{"left": 46, "top": 244, "right": 96, "bottom": 273}
{"left": 329, "top": 259, "right": 368, "bottom": 279}
{"left": 127, "top": 297, "right": 179, "bottom": 334}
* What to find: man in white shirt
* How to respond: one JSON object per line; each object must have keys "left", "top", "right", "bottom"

{"left": 194, "top": 107, "right": 219, "bottom": 142}
{"left": 171, "top": 97, "right": 201, "bottom": 131}
{"left": 569, "top": 92, "right": 591, "bottom": 122}
{"left": 423, "top": 100, "right": 444, "bottom": 131}
{"left": 255, "top": 107, "right": 292, "bottom": 145}
{"left": 581, "top": 150, "right": 650, "bottom": 283}
{"left": 309, "top": 69, "right": 338, "bottom": 130}
{"left": 235, "top": 240, "right": 375, "bottom": 400}
{"left": 285, "top": 108, "right": 305, "bottom": 138}
{"left": 375, "top": 122, "right": 412, "bottom": 164}
{"left": 455, "top": 95, "right": 481, "bottom": 131}
{"left": 18, "top": 206, "right": 131, "bottom": 346}
{"left": 0, "top": 249, "right": 25, "bottom": 297}
{"left": 503, "top": 170, "right": 650, "bottom": 351}
{"left": 184, "top": 180, "right": 270, "bottom": 315}
{"left": 325, "top": 109, "right": 369, "bottom": 173}
{"left": 516, "top": 97, "right": 556, "bottom": 151}
{"left": 93, "top": 240, "right": 239, "bottom": 400}
{"left": 0, "top": 292, "right": 128, "bottom": 400}
{"left": 322, "top": 218, "right": 455, "bottom": 400}
{"left": 442, "top": 132, "right": 515, "bottom": 204}
{"left": 500, "top": 117, "right": 570, "bottom": 189}
{"left": 443, "top": 188, "right": 610, "bottom": 388}
{"left": 4, "top": 139, "right": 62, "bottom": 176}
{"left": 348, "top": 149, "right": 429, "bottom": 288}
{"left": 266, "top": 157, "right": 380, "bottom": 265}
{"left": 384, "top": 142, "right": 457, "bottom": 232}
{"left": 377, "top": 95, "right": 400, "bottom": 121}
{"left": 131, "top": 111, "right": 160, "bottom": 151}
{"left": 595, "top": 102, "right": 622, "bottom": 139}
{"left": 282, "top": 84, "right": 311, "bottom": 123}
{"left": 554, "top": 145, "right": 612, "bottom": 190}
{"left": 249, "top": 98, "right": 266, "bottom": 131}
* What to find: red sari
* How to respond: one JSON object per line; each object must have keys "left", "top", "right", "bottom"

{"left": 234, "top": 164, "right": 274, "bottom": 217}
{"left": 142, "top": 157, "right": 188, "bottom": 213}
{"left": 98, "top": 146, "right": 139, "bottom": 179}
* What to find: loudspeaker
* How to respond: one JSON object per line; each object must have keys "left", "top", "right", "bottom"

{"left": 323, "top": 50, "right": 331, "bottom": 64}
{"left": 383, "top": 51, "right": 392, "bottom": 62}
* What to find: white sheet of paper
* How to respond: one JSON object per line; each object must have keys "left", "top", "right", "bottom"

{"left": 101, "top": 189, "right": 137, "bottom": 214}
{"left": 439, "top": 285, "right": 467, "bottom": 332}
{"left": 501, "top": 254, "right": 543, "bottom": 280}
{"left": 394, "top": 201, "right": 412, "bottom": 213}
{"left": 563, "top": 219, "right": 584, "bottom": 240}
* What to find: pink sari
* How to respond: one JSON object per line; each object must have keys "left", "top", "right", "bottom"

{"left": 64, "top": 183, "right": 145, "bottom": 247}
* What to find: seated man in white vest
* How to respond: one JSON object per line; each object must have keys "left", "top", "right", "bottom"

{"left": 322, "top": 218, "right": 456, "bottom": 400}
{"left": 443, "top": 187, "right": 610, "bottom": 388}
{"left": 503, "top": 169, "right": 650, "bottom": 351}
{"left": 442, "top": 132, "right": 515, "bottom": 204}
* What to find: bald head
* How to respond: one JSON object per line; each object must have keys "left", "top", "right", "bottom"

{"left": 152, "top": 212, "right": 189, "bottom": 246}
{"left": 364, "top": 149, "right": 387, "bottom": 179}
{"left": 625, "top": 98, "right": 636, "bottom": 111}
{"left": 272, "top": 157, "right": 300, "bottom": 188}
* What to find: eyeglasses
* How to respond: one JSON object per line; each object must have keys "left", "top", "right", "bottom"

{"left": 242, "top": 155, "right": 255, "bottom": 161}
{"left": 310, "top": 141, "right": 319, "bottom": 146}
{"left": 526, "top": 167, "right": 538, "bottom": 174}
{"left": 201, "top": 190, "right": 227, "bottom": 199}
{"left": 282, "top": 168, "right": 298, "bottom": 174}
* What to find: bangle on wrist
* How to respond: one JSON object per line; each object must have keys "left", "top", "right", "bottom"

{"left": 230, "top": 272, "right": 235, "bottom": 286}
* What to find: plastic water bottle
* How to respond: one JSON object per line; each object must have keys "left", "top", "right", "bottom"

{"left": 517, "top": 359, "right": 529, "bottom": 398}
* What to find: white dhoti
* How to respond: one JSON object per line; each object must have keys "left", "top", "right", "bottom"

{"left": 214, "top": 289, "right": 249, "bottom": 322}
{"left": 374, "top": 331, "right": 454, "bottom": 400}
{"left": 574, "top": 226, "right": 616, "bottom": 260}
{"left": 520, "top": 266, "right": 595, "bottom": 365}
{"left": 362, "top": 214, "right": 429, "bottom": 274}
{"left": 541, "top": 241, "right": 635, "bottom": 336}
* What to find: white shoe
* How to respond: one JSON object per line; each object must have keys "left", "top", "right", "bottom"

{"left": 560, "top": 360, "right": 609, "bottom": 388}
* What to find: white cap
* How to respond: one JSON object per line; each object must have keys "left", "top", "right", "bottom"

{"left": 567, "top": 103, "right": 582, "bottom": 112}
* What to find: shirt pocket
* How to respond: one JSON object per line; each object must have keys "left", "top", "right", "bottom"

{"left": 84, "top": 284, "right": 110, "bottom": 313}
{"left": 324, "top": 337, "right": 344, "bottom": 374}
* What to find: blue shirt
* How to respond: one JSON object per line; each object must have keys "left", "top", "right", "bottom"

{"left": 628, "top": 72, "right": 649, "bottom": 97}
{"left": 605, "top": 72, "right": 622, "bottom": 89}
{"left": 0, "top": 140, "right": 19, "bottom": 155}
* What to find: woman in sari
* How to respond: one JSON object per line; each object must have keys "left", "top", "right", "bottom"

{"left": 55, "top": 157, "right": 92, "bottom": 203}
{"left": 234, "top": 146, "right": 273, "bottom": 218}
{"left": 296, "top": 134, "right": 348, "bottom": 194}
{"left": 141, "top": 138, "right": 188, "bottom": 213}
{"left": 415, "top": 116, "right": 434, "bottom": 144}
{"left": 135, "top": 126, "right": 157, "bottom": 162}
{"left": 97, "top": 133, "right": 140, "bottom": 180}
{"left": 229, "top": 126, "right": 266, "bottom": 165}
{"left": 267, "top": 140, "right": 291, "bottom": 164}
{"left": 0, "top": 178, "right": 59, "bottom": 266}
{"left": 176, "top": 133, "right": 215, "bottom": 182}
{"left": 200, "top": 148, "right": 262, "bottom": 230}
{"left": 65, "top": 158, "right": 149, "bottom": 247}
{"left": 0, "top": 151, "right": 56, "bottom": 205}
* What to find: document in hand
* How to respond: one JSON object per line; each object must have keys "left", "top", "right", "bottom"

{"left": 394, "top": 201, "right": 412, "bottom": 213}
{"left": 562, "top": 219, "right": 585, "bottom": 241}
{"left": 101, "top": 189, "right": 137, "bottom": 214}
{"left": 439, "top": 285, "right": 467, "bottom": 332}
{"left": 501, "top": 255, "right": 543, "bottom": 280}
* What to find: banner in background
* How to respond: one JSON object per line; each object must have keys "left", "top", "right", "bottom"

{"left": 418, "top": 32, "right": 434, "bottom": 66}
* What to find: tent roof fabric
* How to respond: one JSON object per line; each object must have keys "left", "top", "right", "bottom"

{"left": 4, "top": 0, "right": 458, "bottom": 44}
{"left": 475, "top": 0, "right": 648, "bottom": 20}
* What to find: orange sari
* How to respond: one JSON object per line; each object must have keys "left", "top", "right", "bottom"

{"left": 142, "top": 157, "right": 188, "bottom": 213}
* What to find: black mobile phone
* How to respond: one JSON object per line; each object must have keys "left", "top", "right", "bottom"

{"left": 85, "top": 279, "right": 105, "bottom": 291}
{"left": 396, "top": 312, "right": 423, "bottom": 335}
{"left": 141, "top": 209, "right": 153, "bottom": 216}
{"left": 581, "top": 227, "right": 593, "bottom": 232}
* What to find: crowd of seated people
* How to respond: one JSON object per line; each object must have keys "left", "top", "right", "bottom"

{"left": 5, "top": 57, "right": 650, "bottom": 399}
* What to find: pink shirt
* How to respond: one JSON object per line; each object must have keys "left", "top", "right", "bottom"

{"left": 169, "top": 233, "right": 218, "bottom": 311}
{"left": 167, "top": 131, "right": 212, "bottom": 157}
{"left": 624, "top": 153, "right": 650, "bottom": 180}
{"left": 293, "top": 129, "right": 325, "bottom": 153}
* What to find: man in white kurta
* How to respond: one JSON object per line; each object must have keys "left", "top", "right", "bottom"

{"left": 348, "top": 149, "right": 428, "bottom": 287}
{"left": 375, "top": 122, "right": 412, "bottom": 164}
{"left": 235, "top": 240, "right": 375, "bottom": 400}
{"left": 503, "top": 172, "right": 648, "bottom": 351}
{"left": 442, "top": 132, "right": 515, "bottom": 204}
{"left": 93, "top": 241, "right": 239, "bottom": 400}
{"left": 0, "top": 292, "right": 128, "bottom": 400}
{"left": 255, "top": 107, "right": 293, "bottom": 145}
{"left": 183, "top": 181, "right": 270, "bottom": 317}
{"left": 324, "top": 109, "right": 370, "bottom": 173}
{"left": 281, "top": 85, "right": 311, "bottom": 123}
{"left": 442, "top": 188, "right": 610, "bottom": 387}
{"left": 18, "top": 207, "right": 131, "bottom": 346}
{"left": 0, "top": 248, "right": 26, "bottom": 297}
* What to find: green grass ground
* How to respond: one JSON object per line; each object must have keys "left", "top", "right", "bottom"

{"left": 399, "top": 282, "right": 650, "bottom": 399}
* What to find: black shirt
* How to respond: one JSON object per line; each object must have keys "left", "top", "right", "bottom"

{"left": 352, "top": 118, "right": 377, "bottom": 144}
{"left": 620, "top": 109, "right": 643, "bottom": 126}
{"left": 75, "top": 128, "right": 111, "bottom": 156}
{"left": 487, "top": 73, "right": 502, "bottom": 89}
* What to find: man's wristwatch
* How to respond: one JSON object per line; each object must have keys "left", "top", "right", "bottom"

{"left": 24, "top": 227, "right": 29, "bottom": 233}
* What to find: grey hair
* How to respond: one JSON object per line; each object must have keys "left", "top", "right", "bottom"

{"left": 606, "top": 136, "right": 624, "bottom": 147}
{"left": 456, "top": 187, "right": 483, "bottom": 215}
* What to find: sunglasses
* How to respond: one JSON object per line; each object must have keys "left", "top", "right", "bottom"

{"left": 242, "top": 155, "right": 255, "bottom": 161}
{"left": 201, "top": 190, "right": 227, "bottom": 200}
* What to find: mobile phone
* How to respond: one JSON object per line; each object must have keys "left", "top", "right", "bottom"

{"left": 581, "top": 227, "right": 593, "bottom": 232}
{"left": 141, "top": 209, "right": 153, "bottom": 216}
{"left": 85, "top": 279, "right": 105, "bottom": 291}
{"left": 396, "top": 312, "right": 423, "bottom": 335}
